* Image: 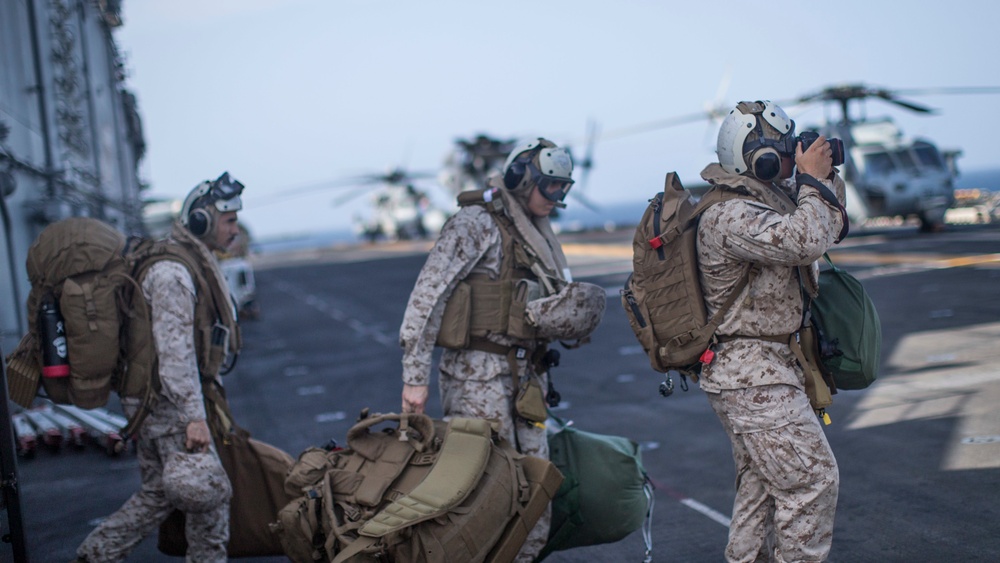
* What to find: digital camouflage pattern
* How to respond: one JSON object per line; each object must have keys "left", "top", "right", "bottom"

{"left": 79, "top": 258, "right": 229, "bottom": 562}
{"left": 77, "top": 433, "right": 228, "bottom": 563}
{"left": 696, "top": 172, "right": 847, "bottom": 393}
{"left": 401, "top": 205, "right": 503, "bottom": 387}
{"left": 525, "top": 281, "right": 606, "bottom": 341}
{"left": 696, "top": 169, "right": 845, "bottom": 562}
{"left": 162, "top": 450, "right": 232, "bottom": 513}
{"left": 707, "top": 385, "right": 838, "bottom": 563}
{"left": 399, "top": 204, "right": 551, "bottom": 562}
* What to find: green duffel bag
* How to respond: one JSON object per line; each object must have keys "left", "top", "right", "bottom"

{"left": 538, "top": 415, "right": 653, "bottom": 561}
{"left": 811, "top": 253, "right": 882, "bottom": 390}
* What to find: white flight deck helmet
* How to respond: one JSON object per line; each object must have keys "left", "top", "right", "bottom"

{"left": 717, "top": 101, "right": 795, "bottom": 181}
{"left": 179, "top": 171, "right": 245, "bottom": 239}
{"left": 502, "top": 138, "right": 575, "bottom": 204}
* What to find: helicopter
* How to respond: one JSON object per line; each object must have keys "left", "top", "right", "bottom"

{"left": 602, "top": 83, "right": 1000, "bottom": 232}
{"left": 438, "top": 134, "right": 518, "bottom": 195}
{"left": 784, "top": 84, "right": 1000, "bottom": 231}
{"left": 333, "top": 167, "right": 450, "bottom": 242}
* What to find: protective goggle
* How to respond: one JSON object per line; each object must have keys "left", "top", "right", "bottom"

{"left": 529, "top": 162, "right": 574, "bottom": 203}
{"left": 208, "top": 172, "right": 244, "bottom": 212}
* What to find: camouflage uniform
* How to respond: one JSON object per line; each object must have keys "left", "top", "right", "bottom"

{"left": 400, "top": 204, "right": 551, "bottom": 562}
{"left": 696, "top": 165, "right": 846, "bottom": 563}
{"left": 77, "top": 259, "right": 228, "bottom": 563}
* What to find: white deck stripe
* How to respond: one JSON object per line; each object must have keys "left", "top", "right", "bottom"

{"left": 680, "top": 498, "right": 732, "bottom": 528}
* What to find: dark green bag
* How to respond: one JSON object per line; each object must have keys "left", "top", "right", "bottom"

{"left": 811, "top": 253, "right": 881, "bottom": 390}
{"left": 539, "top": 415, "right": 653, "bottom": 561}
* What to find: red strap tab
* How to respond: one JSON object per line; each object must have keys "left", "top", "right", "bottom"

{"left": 699, "top": 349, "right": 715, "bottom": 364}
{"left": 648, "top": 237, "right": 663, "bottom": 249}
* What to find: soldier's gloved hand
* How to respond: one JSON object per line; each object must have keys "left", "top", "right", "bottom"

{"left": 185, "top": 419, "right": 211, "bottom": 452}
{"left": 402, "top": 384, "right": 428, "bottom": 414}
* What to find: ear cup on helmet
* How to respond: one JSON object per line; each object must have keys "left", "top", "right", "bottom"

{"left": 750, "top": 148, "right": 782, "bottom": 181}
{"left": 187, "top": 207, "right": 213, "bottom": 237}
{"left": 504, "top": 160, "right": 527, "bottom": 189}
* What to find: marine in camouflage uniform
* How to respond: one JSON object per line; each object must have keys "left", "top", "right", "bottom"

{"left": 400, "top": 138, "right": 600, "bottom": 563}
{"left": 76, "top": 174, "right": 245, "bottom": 563}
{"left": 696, "top": 102, "right": 847, "bottom": 563}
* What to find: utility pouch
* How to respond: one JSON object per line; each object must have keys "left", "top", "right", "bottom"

{"left": 436, "top": 282, "right": 471, "bottom": 350}
{"left": 515, "top": 374, "right": 548, "bottom": 423}
{"left": 791, "top": 326, "right": 835, "bottom": 412}
{"left": 507, "top": 279, "right": 540, "bottom": 341}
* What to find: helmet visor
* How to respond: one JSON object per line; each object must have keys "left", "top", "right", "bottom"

{"left": 210, "top": 172, "right": 244, "bottom": 212}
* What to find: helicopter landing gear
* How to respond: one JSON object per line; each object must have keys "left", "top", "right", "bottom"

{"left": 918, "top": 210, "right": 947, "bottom": 233}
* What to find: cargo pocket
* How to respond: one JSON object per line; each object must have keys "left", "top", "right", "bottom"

{"left": 729, "top": 410, "right": 833, "bottom": 491}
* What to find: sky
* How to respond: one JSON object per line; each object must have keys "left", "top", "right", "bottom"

{"left": 114, "top": 0, "right": 1000, "bottom": 240}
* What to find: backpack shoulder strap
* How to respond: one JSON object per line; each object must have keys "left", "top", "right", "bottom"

{"left": 690, "top": 186, "right": 767, "bottom": 336}
{"left": 686, "top": 186, "right": 755, "bottom": 225}
{"left": 357, "top": 418, "right": 494, "bottom": 538}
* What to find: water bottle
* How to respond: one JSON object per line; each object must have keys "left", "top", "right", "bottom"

{"left": 39, "top": 293, "right": 70, "bottom": 378}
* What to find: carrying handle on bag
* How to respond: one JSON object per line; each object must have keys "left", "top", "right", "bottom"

{"left": 346, "top": 412, "right": 436, "bottom": 456}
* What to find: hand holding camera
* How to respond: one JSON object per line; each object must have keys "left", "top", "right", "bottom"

{"left": 796, "top": 133, "right": 837, "bottom": 179}
{"left": 799, "top": 131, "right": 845, "bottom": 166}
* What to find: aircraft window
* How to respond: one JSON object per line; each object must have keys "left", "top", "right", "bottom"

{"left": 863, "top": 152, "right": 896, "bottom": 176}
{"left": 913, "top": 145, "right": 945, "bottom": 169}
{"left": 895, "top": 150, "right": 919, "bottom": 173}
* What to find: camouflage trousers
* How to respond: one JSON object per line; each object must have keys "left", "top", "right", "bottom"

{"left": 440, "top": 368, "right": 550, "bottom": 563}
{"left": 707, "top": 384, "right": 839, "bottom": 563}
{"left": 76, "top": 432, "right": 229, "bottom": 563}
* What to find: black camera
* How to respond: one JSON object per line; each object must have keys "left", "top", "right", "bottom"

{"left": 797, "top": 131, "right": 845, "bottom": 167}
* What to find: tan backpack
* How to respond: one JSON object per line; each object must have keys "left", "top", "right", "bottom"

{"left": 272, "top": 411, "right": 563, "bottom": 563}
{"left": 8, "top": 217, "right": 158, "bottom": 441}
{"left": 620, "top": 173, "right": 755, "bottom": 382}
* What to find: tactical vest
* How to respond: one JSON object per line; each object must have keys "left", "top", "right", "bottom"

{"left": 436, "top": 188, "right": 551, "bottom": 349}
{"left": 128, "top": 237, "right": 242, "bottom": 384}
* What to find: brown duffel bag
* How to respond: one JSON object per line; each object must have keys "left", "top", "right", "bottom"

{"left": 158, "top": 381, "right": 296, "bottom": 557}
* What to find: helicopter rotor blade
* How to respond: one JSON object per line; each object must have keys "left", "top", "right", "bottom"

{"left": 873, "top": 92, "right": 935, "bottom": 114}
{"left": 893, "top": 86, "right": 1000, "bottom": 97}
{"left": 331, "top": 185, "right": 377, "bottom": 207}
{"left": 791, "top": 83, "right": 1000, "bottom": 120}
{"left": 597, "top": 111, "right": 714, "bottom": 142}
{"left": 255, "top": 175, "right": 383, "bottom": 204}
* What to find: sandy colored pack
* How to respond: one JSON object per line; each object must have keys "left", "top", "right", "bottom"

{"left": 5, "top": 217, "right": 158, "bottom": 441}
{"left": 272, "top": 411, "right": 563, "bottom": 563}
